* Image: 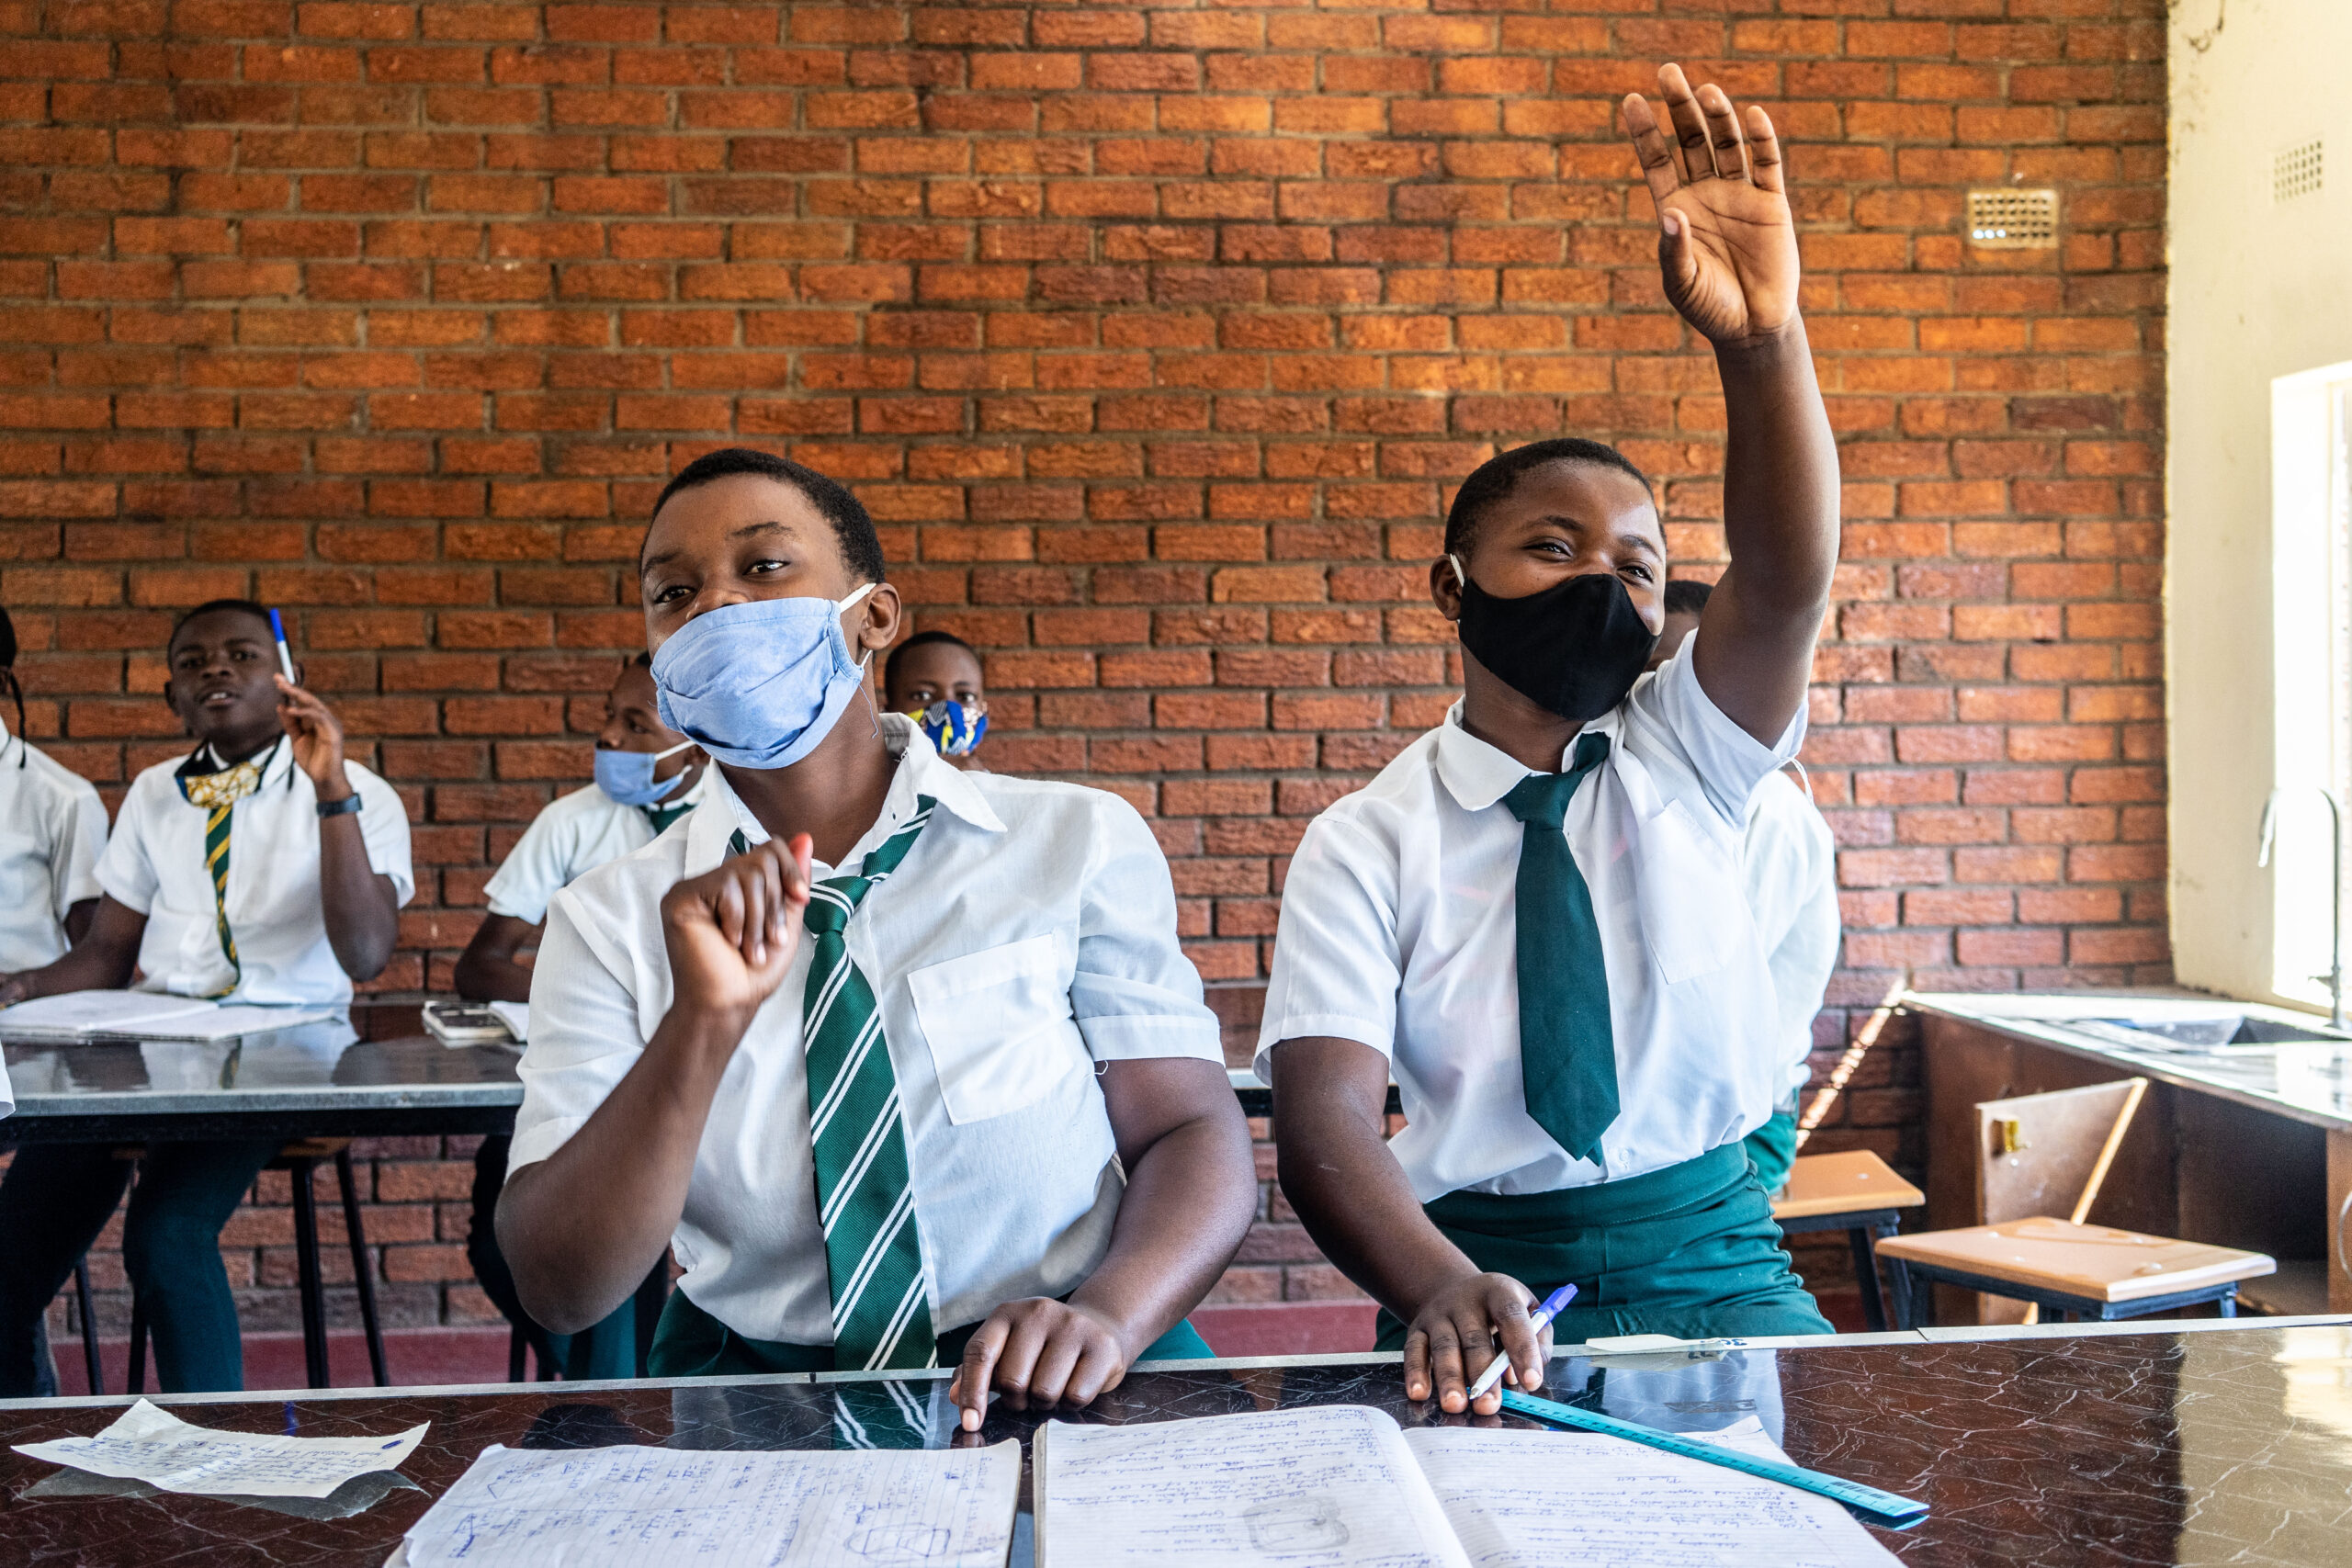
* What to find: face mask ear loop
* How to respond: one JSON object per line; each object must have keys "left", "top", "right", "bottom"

{"left": 1447, "top": 553, "right": 1469, "bottom": 591}
{"left": 4, "top": 671, "right": 21, "bottom": 769}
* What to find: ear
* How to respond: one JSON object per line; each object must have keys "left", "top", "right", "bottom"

{"left": 1428, "top": 556, "right": 1465, "bottom": 624}
{"left": 854, "top": 581, "right": 903, "bottom": 654}
{"left": 289, "top": 660, "right": 305, "bottom": 688}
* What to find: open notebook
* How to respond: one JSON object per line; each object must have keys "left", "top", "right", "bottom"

{"left": 0, "top": 990, "right": 333, "bottom": 1042}
{"left": 1034, "top": 1404, "right": 1900, "bottom": 1568}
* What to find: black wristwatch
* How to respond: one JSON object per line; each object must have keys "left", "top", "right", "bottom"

{"left": 317, "top": 793, "right": 363, "bottom": 819}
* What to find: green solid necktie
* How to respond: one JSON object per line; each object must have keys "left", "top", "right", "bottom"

{"left": 729, "top": 799, "right": 939, "bottom": 1371}
{"left": 1501, "top": 731, "right": 1618, "bottom": 1165}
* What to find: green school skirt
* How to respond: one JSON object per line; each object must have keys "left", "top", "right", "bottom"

{"left": 1374, "top": 1142, "right": 1832, "bottom": 1349}
{"left": 1741, "top": 1110, "right": 1800, "bottom": 1199}
{"left": 649, "top": 1289, "right": 1215, "bottom": 1379}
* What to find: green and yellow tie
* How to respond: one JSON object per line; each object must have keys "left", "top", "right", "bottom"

{"left": 179, "top": 754, "right": 266, "bottom": 996}
{"left": 1503, "top": 732, "right": 1619, "bottom": 1164}
{"left": 729, "top": 795, "right": 938, "bottom": 1371}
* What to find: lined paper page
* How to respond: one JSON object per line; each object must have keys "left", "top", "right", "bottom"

{"left": 1404, "top": 1423, "right": 1902, "bottom": 1568}
{"left": 401, "top": 1441, "right": 1019, "bottom": 1568}
{"left": 1035, "top": 1405, "right": 1471, "bottom": 1568}
{"left": 13, "top": 1399, "right": 425, "bottom": 1499}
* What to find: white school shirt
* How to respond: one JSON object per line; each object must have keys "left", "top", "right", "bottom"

{"left": 1742, "top": 770, "right": 1841, "bottom": 1107}
{"left": 509, "top": 714, "right": 1223, "bottom": 1345}
{"left": 1256, "top": 647, "right": 1804, "bottom": 1200}
{"left": 0, "top": 721, "right": 109, "bottom": 974}
{"left": 482, "top": 768, "right": 714, "bottom": 926}
{"left": 96, "top": 739, "right": 415, "bottom": 1008}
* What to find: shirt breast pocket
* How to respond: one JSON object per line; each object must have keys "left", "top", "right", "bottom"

{"left": 906, "top": 932, "right": 1087, "bottom": 1125}
{"left": 1634, "top": 798, "right": 1752, "bottom": 986}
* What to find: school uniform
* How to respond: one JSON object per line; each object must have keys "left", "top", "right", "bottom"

{"left": 1736, "top": 771, "right": 1841, "bottom": 1195}
{"left": 0, "top": 721, "right": 110, "bottom": 979}
{"left": 0, "top": 738, "right": 413, "bottom": 1396}
{"left": 511, "top": 714, "right": 1222, "bottom": 1376}
{"left": 1258, "top": 648, "right": 1833, "bottom": 1344}
{"left": 465, "top": 769, "right": 708, "bottom": 1382}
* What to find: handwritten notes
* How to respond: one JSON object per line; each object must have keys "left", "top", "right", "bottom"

{"left": 12, "top": 1399, "right": 426, "bottom": 1499}
{"left": 1405, "top": 1421, "right": 1902, "bottom": 1568}
{"left": 1034, "top": 1405, "right": 1472, "bottom": 1568}
{"left": 400, "top": 1441, "right": 1020, "bottom": 1568}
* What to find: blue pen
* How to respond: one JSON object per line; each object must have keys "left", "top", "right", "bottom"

{"left": 1464, "top": 1282, "right": 1577, "bottom": 1400}
{"left": 266, "top": 608, "right": 296, "bottom": 684}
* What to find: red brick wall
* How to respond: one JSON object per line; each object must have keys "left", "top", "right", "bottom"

{"left": 4, "top": 1, "right": 2165, "bottom": 1341}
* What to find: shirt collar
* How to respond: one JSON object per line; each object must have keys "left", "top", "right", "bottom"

{"left": 686, "top": 712, "right": 1004, "bottom": 875}
{"left": 180, "top": 734, "right": 296, "bottom": 788}
{"left": 1431, "top": 700, "right": 1623, "bottom": 813}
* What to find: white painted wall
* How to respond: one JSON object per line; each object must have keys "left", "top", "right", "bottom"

{"left": 2168, "top": 0, "right": 2352, "bottom": 1005}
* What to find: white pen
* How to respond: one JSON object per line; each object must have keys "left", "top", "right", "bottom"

{"left": 1465, "top": 1282, "right": 1577, "bottom": 1401}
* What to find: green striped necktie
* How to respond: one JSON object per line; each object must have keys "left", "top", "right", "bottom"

{"left": 728, "top": 795, "right": 939, "bottom": 1371}
{"left": 1502, "top": 732, "right": 1619, "bottom": 1165}
{"left": 178, "top": 748, "right": 268, "bottom": 997}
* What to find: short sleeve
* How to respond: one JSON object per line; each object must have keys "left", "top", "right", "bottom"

{"left": 1252, "top": 811, "right": 1401, "bottom": 1080}
{"left": 53, "top": 780, "right": 108, "bottom": 919}
{"left": 482, "top": 802, "right": 574, "bottom": 925}
{"left": 506, "top": 890, "right": 647, "bottom": 1172}
{"left": 1629, "top": 644, "right": 1806, "bottom": 829}
{"left": 94, "top": 779, "right": 162, "bottom": 917}
{"left": 1067, "top": 795, "right": 1223, "bottom": 1065}
{"left": 348, "top": 763, "right": 416, "bottom": 908}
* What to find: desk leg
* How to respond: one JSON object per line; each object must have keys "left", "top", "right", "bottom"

{"left": 289, "top": 1159, "right": 329, "bottom": 1390}
{"left": 1849, "top": 1224, "right": 1891, "bottom": 1333}
{"left": 2329, "top": 1130, "right": 2352, "bottom": 1314}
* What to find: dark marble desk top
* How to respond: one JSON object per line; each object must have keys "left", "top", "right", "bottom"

{"left": 4, "top": 1319, "right": 2347, "bottom": 1566}
{"left": 2, "top": 1027, "right": 521, "bottom": 1121}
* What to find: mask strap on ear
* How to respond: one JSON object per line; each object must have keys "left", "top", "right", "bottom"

{"left": 1447, "top": 553, "right": 1469, "bottom": 590}
{"left": 1786, "top": 755, "right": 1814, "bottom": 804}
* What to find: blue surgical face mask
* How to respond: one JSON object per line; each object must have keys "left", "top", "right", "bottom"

{"left": 650, "top": 585, "right": 876, "bottom": 771}
{"left": 594, "top": 738, "right": 696, "bottom": 806}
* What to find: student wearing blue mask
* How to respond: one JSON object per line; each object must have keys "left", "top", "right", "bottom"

{"left": 495, "top": 448, "right": 1256, "bottom": 1430}
{"left": 451, "top": 655, "right": 707, "bottom": 1381}
{"left": 1265, "top": 66, "right": 1841, "bottom": 1416}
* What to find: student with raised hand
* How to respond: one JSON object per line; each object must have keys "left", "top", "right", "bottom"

{"left": 496, "top": 448, "right": 1255, "bottom": 1429}
{"left": 1647, "top": 579, "right": 1840, "bottom": 1196}
{"left": 453, "top": 653, "right": 708, "bottom": 1382}
{"left": 1265, "top": 64, "right": 1842, "bottom": 1416}
{"left": 884, "top": 629, "right": 990, "bottom": 773}
{"left": 0, "top": 599, "right": 413, "bottom": 1395}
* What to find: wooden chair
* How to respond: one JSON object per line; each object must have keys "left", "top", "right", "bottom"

{"left": 1877, "top": 1077, "right": 2275, "bottom": 1325}
{"left": 78, "top": 1138, "right": 388, "bottom": 1394}
{"left": 1770, "top": 1150, "right": 1925, "bottom": 1331}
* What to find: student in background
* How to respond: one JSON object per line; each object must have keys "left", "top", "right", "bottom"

{"left": 0, "top": 599, "right": 413, "bottom": 1395}
{"left": 1646, "top": 579, "right": 1840, "bottom": 1195}
{"left": 1266, "top": 66, "right": 1841, "bottom": 1416}
{"left": 453, "top": 654, "right": 707, "bottom": 1382}
{"left": 0, "top": 604, "right": 111, "bottom": 1392}
{"left": 496, "top": 448, "right": 1255, "bottom": 1430}
{"left": 884, "top": 630, "right": 989, "bottom": 773}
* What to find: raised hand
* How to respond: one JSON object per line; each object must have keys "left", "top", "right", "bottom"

{"left": 1621, "top": 64, "right": 1801, "bottom": 346}
{"left": 660, "top": 834, "right": 813, "bottom": 1025}
{"left": 273, "top": 675, "right": 351, "bottom": 793}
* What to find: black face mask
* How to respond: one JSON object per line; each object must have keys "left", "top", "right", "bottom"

{"left": 1451, "top": 558, "right": 1658, "bottom": 725}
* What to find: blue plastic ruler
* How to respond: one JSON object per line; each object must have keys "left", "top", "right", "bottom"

{"left": 1496, "top": 1389, "right": 1929, "bottom": 1528}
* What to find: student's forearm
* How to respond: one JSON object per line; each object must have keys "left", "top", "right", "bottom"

{"left": 1069, "top": 1110, "right": 1257, "bottom": 1353}
{"left": 1716, "top": 320, "right": 1838, "bottom": 615}
{"left": 1272, "top": 1040, "right": 1482, "bottom": 1320}
{"left": 497, "top": 1003, "right": 747, "bottom": 1333}
{"left": 11, "top": 941, "right": 137, "bottom": 999}
{"left": 315, "top": 811, "right": 400, "bottom": 980}
{"left": 452, "top": 917, "right": 538, "bottom": 1004}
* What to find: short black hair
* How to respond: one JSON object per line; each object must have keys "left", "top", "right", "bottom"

{"left": 885, "top": 628, "right": 978, "bottom": 694}
{"left": 0, "top": 604, "right": 15, "bottom": 668}
{"left": 628, "top": 651, "right": 650, "bottom": 669}
{"left": 169, "top": 598, "right": 273, "bottom": 650}
{"left": 651, "top": 447, "right": 887, "bottom": 585}
{"left": 1443, "top": 437, "right": 1655, "bottom": 560}
{"left": 1663, "top": 578, "right": 1713, "bottom": 616}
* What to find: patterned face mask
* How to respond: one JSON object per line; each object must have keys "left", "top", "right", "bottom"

{"left": 907, "top": 697, "right": 987, "bottom": 757}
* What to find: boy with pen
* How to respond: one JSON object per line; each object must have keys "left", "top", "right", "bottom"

{"left": 0, "top": 599, "right": 413, "bottom": 1395}
{"left": 1264, "top": 64, "right": 1840, "bottom": 1416}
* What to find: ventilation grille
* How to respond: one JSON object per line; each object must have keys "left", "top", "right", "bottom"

{"left": 1966, "top": 188, "right": 2059, "bottom": 250}
{"left": 2276, "top": 139, "right": 2324, "bottom": 202}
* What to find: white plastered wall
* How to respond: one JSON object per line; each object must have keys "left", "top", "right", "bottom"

{"left": 2168, "top": 0, "right": 2352, "bottom": 1005}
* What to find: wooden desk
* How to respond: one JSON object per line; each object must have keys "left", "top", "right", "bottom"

{"left": 4, "top": 1320, "right": 2348, "bottom": 1565}
{"left": 1909, "top": 991, "right": 2352, "bottom": 1319}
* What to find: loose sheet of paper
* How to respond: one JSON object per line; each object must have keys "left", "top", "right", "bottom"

{"left": 13, "top": 1399, "right": 427, "bottom": 1499}
{"left": 0, "top": 990, "right": 220, "bottom": 1039}
{"left": 401, "top": 1440, "right": 1020, "bottom": 1568}
{"left": 1035, "top": 1405, "right": 1472, "bottom": 1568}
{"left": 1404, "top": 1421, "right": 1902, "bottom": 1568}
{"left": 139, "top": 1004, "right": 335, "bottom": 1041}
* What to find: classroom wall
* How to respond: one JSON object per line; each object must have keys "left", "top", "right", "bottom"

{"left": 2165, "top": 0, "right": 2352, "bottom": 1009}
{"left": 2, "top": 1, "right": 2166, "bottom": 1339}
